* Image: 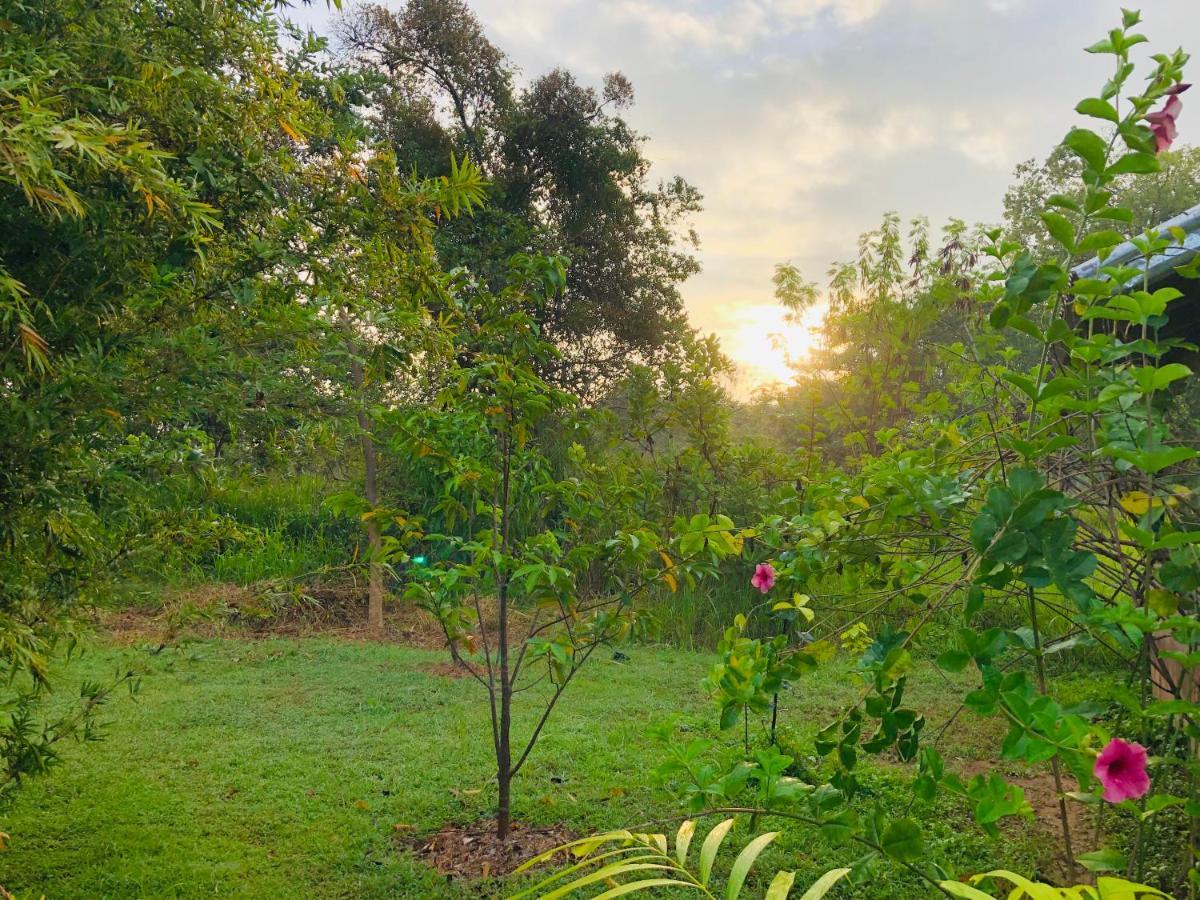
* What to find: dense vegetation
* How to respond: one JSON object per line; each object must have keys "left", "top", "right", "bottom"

{"left": 2, "top": 1, "right": 1199, "bottom": 898}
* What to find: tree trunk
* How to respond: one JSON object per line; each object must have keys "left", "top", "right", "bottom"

{"left": 495, "top": 420, "right": 513, "bottom": 841}
{"left": 342, "top": 305, "right": 385, "bottom": 634}
{"left": 496, "top": 621, "right": 512, "bottom": 840}
{"left": 358, "top": 410, "right": 385, "bottom": 634}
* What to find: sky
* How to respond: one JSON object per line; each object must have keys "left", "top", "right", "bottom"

{"left": 290, "top": 0, "right": 1200, "bottom": 392}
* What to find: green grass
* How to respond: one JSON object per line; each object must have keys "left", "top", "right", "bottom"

{"left": 1, "top": 637, "right": 1053, "bottom": 899}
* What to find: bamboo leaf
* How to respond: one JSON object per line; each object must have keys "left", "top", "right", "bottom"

{"left": 675, "top": 820, "right": 696, "bottom": 867}
{"left": 797, "top": 867, "right": 852, "bottom": 899}
{"left": 592, "top": 879, "right": 703, "bottom": 899}
{"left": 766, "top": 871, "right": 797, "bottom": 900}
{"left": 698, "top": 819, "right": 735, "bottom": 888}
{"left": 725, "top": 831, "right": 779, "bottom": 900}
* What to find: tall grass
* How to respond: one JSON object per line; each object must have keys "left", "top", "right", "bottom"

{"left": 144, "top": 473, "right": 355, "bottom": 589}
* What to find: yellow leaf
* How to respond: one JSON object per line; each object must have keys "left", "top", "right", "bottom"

{"left": 850, "top": 495, "right": 870, "bottom": 510}
{"left": 278, "top": 117, "right": 304, "bottom": 144}
{"left": 0, "top": 830, "right": 8, "bottom": 851}
{"left": 663, "top": 572, "right": 678, "bottom": 594}
{"left": 771, "top": 601, "right": 793, "bottom": 612}
{"left": 1119, "top": 491, "right": 1162, "bottom": 515}
{"left": 355, "top": 799, "right": 368, "bottom": 810}
{"left": 658, "top": 550, "right": 675, "bottom": 569}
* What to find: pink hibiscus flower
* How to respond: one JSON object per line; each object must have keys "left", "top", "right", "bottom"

{"left": 750, "top": 563, "right": 776, "bottom": 594}
{"left": 1094, "top": 738, "right": 1150, "bottom": 803}
{"left": 1147, "top": 83, "right": 1190, "bottom": 153}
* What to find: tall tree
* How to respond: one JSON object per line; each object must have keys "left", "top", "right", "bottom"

{"left": 339, "top": 0, "right": 702, "bottom": 398}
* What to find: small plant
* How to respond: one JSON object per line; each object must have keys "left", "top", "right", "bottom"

{"left": 511, "top": 818, "right": 851, "bottom": 900}
{"left": 396, "top": 255, "right": 749, "bottom": 841}
{"left": 514, "top": 816, "right": 1169, "bottom": 899}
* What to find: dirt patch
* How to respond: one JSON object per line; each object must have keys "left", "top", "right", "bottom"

{"left": 403, "top": 819, "right": 575, "bottom": 881}
{"left": 94, "top": 581, "right": 451, "bottom": 649}
{"left": 416, "top": 660, "right": 475, "bottom": 679}
{"left": 958, "top": 760, "right": 1096, "bottom": 883}
{"left": 95, "top": 583, "right": 537, "bottom": 656}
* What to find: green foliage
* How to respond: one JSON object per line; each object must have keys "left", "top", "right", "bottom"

{"left": 572, "top": 10, "right": 1200, "bottom": 897}
{"left": 512, "top": 818, "right": 847, "bottom": 900}
{"left": 341, "top": 0, "right": 702, "bottom": 396}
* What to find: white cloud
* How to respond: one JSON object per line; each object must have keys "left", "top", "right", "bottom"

{"left": 607, "top": 0, "right": 770, "bottom": 52}
{"left": 766, "top": 0, "right": 890, "bottom": 26}
{"left": 601, "top": 0, "right": 889, "bottom": 55}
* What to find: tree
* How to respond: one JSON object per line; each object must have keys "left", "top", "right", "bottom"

{"left": 0, "top": 0, "right": 411, "bottom": 790}
{"left": 339, "top": 0, "right": 703, "bottom": 397}
{"left": 395, "top": 255, "right": 744, "bottom": 840}
{"left": 1003, "top": 143, "right": 1200, "bottom": 259}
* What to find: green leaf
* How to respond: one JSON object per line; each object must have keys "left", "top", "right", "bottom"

{"left": 539, "top": 860, "right": 680, "bottom": 900}
{"left": 1150, "top": 362, "right": 1192, "bottom": 389}
{"left": 725, "top": 831, "right": 779, "bottom": 900}
{"left": 1076, "top": 97, "right": 1119, "bottom": 122}
{"left": 1094, "top": 877, "right": 1170, "bottom": 897}
{"left": 698, "top": 819, "right": 735, "bottom": 888}
{"left": 797, "top": 868, "right": 851, "bottom": 900}
{"left": 592, "top": 878, "right": 704, "bottom": 899}
{"left": 1040, "top": 211, "right": 1076, "bottom": 251}
{"left": 936, "top": 650, "right": 971, "bottom": 673}
{"left": 1107, "top": 446, "right": 1199, "bottom": 474}
{"left": 990, "top": 532, "right": 1028, "bottom": 564}
{"left": 1076, "top": 848, "right": 1126, "bottom": 872}
{"left": 1063, "top": 128, "right": 1108, "bottom": 172}
{"left": 1107, "top": 152, "right": 1159, "bottom": 175}
{"left": 1046, "top": 193, "right": 1082, "bottom": 213}
{"left": 1077, "top": 229, "right": 1126, "bottom": 255}
{"left": 880, "top": 819, "right": 924, "bottom": 862}
{"left": 766, "top": 871, "right": 797, "bottom": 900}
{"left": 938, "top": 882, "right": 997, "bottom": 900}
{"left": 675, "top": 820, "right": 696, "bottom": 866}
{"left": 1084, "top": 38, "right": 1115, "bottom": 54}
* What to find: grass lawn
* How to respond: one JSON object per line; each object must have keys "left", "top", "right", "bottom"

{"left": 1, "top": 634, "right": 1054, "bottom": 899}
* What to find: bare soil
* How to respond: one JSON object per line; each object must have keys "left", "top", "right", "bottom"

{"left": 415, "top": 660, "right": 475, "bottom": 679}
{"left": 96, "top": 581, "right": 543, "bottom": 657}
{"left": 96, "top": 581, "right": 457, "bottom": 650}
{"left": 401, "top": 819, "right": 575, "bottom": 881}
{"left": 958, "top": 760, "right": 1096, "bottom": 884}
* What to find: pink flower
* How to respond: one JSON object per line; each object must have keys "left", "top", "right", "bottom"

{"left": 1147, "top": 84, "right": 1190, "bottom": 153}
{"left": 750, "top": 563, "right": 776, "bottom": 594}
{"left": 1094, "top": 738, "right": 1150, "bottom": 803}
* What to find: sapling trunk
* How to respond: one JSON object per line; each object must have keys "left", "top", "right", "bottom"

{"left": 358, "top": 411, "right": 385, "bottom": 635}
{"left": 1027, "top": 586, "right": 1075, "bottom": 879}
{"left": 341, "top": 305, "right": 385, "bottom": 634}
{"left": 496, "top": 411, "right": 514, "bottom": 842}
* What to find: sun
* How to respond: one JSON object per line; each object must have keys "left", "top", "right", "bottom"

{"left": 725, "top": 303, "right": 822, "bottom": 390}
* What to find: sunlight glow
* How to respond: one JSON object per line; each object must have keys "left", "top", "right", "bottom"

{"left": 725, "top": 303, "right": 823, "bottom": 391}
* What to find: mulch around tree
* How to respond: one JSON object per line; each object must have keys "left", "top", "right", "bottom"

{"left": 402, "top": 819, "right": 575, "bottom": 881}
